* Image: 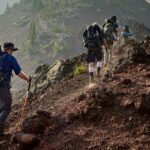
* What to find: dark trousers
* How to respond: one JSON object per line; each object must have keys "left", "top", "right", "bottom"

{"left": 0, "top": 86, "right": 12, "bottom": 135}
{"left": 86, "top": 47, "right": 103, "bottom": 63}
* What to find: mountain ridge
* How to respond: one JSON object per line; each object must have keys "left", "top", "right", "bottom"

{"left": 0, "top": 0, "right": 150, "bottom": 90}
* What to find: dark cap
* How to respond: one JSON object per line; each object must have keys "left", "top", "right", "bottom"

{"left": 4, "top": 42, "right": 18, "bottom": 51}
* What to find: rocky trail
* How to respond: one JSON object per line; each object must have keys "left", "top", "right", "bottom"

{"left": 29, "top": 74, "right": 90, "bottom": 117}
{"left": 1, "top": 37, "right": 150, "bottom": 150}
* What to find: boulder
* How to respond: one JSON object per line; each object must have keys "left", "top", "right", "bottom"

{"left": 12, "top": 132, "right": 40, "bottom": 145}
{"left": 22, "top": 111, "right": 51, "bottom": 134}
{"left": 113, "top": 39, "right": 150, "bottom": 74}
{"left": 31, "top": 54, "right": 87, "bottom": 98}
{"left": 127, "top": 46, "right": 148, "bottom": 63}
{"left": 142, "top": 36, "right": 150, "bottom": 54}
{"left": 126, "top": 19, "right": 150, "bottom": 41}
{"left": 134, "top": 92, "right": 150, "bottom": 113}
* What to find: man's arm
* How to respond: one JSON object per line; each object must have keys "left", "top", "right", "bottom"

{"left": 11, "top": 56, "right": 31, "bottom": 83}
{"left": 18, "top": 71, "right": 31, "bottom": 82}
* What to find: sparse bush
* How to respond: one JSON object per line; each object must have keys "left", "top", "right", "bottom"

{"left": 74, "top": 64, "right": 87, "bottom": 76}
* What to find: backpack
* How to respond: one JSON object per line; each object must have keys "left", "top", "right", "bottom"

{"left": 85, "top": 25, "right": 100, "bottom": 48}
{"left": 0, "top": 54, "right": 8, "bottom": 85}
{"left": 103, "top": 23, "right": 116, "bottom": 44}
{"left": 87, "top": 26, "right": 97, "bottom": 40}
{"left": 103, "top": 18, "right": 112, "bottom": 29}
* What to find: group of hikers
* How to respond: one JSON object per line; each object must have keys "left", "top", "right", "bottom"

{"left": 82, "top": 15, "right": 133, "bottom": 83}
{"left": 0, "top": 15, "right": 134, "bottom": 138}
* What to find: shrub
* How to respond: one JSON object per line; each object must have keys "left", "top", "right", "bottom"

{"left": 74, "top": 64, "right": 87, "bottom": 76}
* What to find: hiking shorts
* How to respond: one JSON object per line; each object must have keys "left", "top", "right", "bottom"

{"left": 86, "top": 47, "right": 103, "bottom": 63}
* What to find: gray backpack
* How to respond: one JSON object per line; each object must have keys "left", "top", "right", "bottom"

{"left": 103, "top": 23, "right": 116, "bottom": 44}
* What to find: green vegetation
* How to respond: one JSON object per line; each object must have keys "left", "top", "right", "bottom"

{"left": 74, "top": 63, "right": 87, "bottom": 76}
{"left": 32, "top": 0, "right": 44, "bottom": 12}
{"left": 27, "top": 21, "right": 37, "bottom": 54}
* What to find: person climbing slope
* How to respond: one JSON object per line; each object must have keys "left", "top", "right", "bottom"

{"left": 83, "top": 22, "right": 107, "bottom": 83}
{"left": 121, "top": 25, "right": 133, "bottom": 44}
{"left": 110, "top": 16, "right": 119, "bottom": 38}
{"left": 0, "top": 42, "right": 31, "bottom": 138}
{"left": 103, "top": 19, "right": 117, "bottom": 63}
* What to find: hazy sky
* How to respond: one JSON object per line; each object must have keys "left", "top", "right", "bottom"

{"left": 145, "top": 0, "right": 150, "bottom": 3}
{"left": 0, "top": 0, "right": 20, "bottom": 14}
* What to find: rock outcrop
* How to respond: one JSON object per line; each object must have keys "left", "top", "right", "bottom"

{"left": 113, "top": 38, "right": 150, "bottom": 74}
{"left": 31, "top": 54, "right": 87, "bottom": 98}
{"left": 125, "top": 19, "right": 150, "bottom": 41}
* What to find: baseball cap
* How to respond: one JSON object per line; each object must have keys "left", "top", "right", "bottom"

{"left": 4, "top": 42, "right": 18, "bottom": 51}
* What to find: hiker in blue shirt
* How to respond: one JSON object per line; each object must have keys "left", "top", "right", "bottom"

{"left": 122, "top": 25, "right": 133, "bottom": 44}
{"left": 0, "top": 42, "right": 31, "bottom": 137}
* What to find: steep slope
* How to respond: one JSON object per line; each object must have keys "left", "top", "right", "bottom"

{"left": 1, "top": 37, "right": 150, "bottom": 150}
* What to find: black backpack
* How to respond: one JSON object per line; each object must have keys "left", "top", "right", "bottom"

{"left": 0, "top": 54, "right": 8, "bottom": 85}
{"left": 87, "top": 26, "right": 97, "bottom": 40}
{"left": 85, "top": 26, "right": 99, "bottom": 48}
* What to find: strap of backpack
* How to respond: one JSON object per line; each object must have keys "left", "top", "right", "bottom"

{"left": 0, "top": 54, "right": 10, "bottom": 84}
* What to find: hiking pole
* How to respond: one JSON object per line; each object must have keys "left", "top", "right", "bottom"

{"left": 26, "top": 81, "right": 31, "bottom": 99}
{"left": 11, "top": 79, "right": 41, "bottom": 146}
{"left": 15, "top": 79, "right": 32, "bottom": 131}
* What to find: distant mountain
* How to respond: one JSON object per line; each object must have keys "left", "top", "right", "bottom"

{"left": 0, "top": 0, "right": 150, "bottom": 89}
{"left": 0, "top": 0, "right": 20, "bottom": 14}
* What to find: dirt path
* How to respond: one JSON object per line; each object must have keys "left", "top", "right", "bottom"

{"left": 30, "top": 74, "right": 95, "bottom": 116}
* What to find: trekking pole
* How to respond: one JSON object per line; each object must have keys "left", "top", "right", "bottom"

{"left": 15, "top": 80, "right": 32, "bottom": 132}
{"left": 26, "top": 81, "right": 31, "bottom": 99}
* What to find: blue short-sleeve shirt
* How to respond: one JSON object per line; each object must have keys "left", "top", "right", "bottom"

{"left": 0, "top": 51, "right": 21, "bottom": 84}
